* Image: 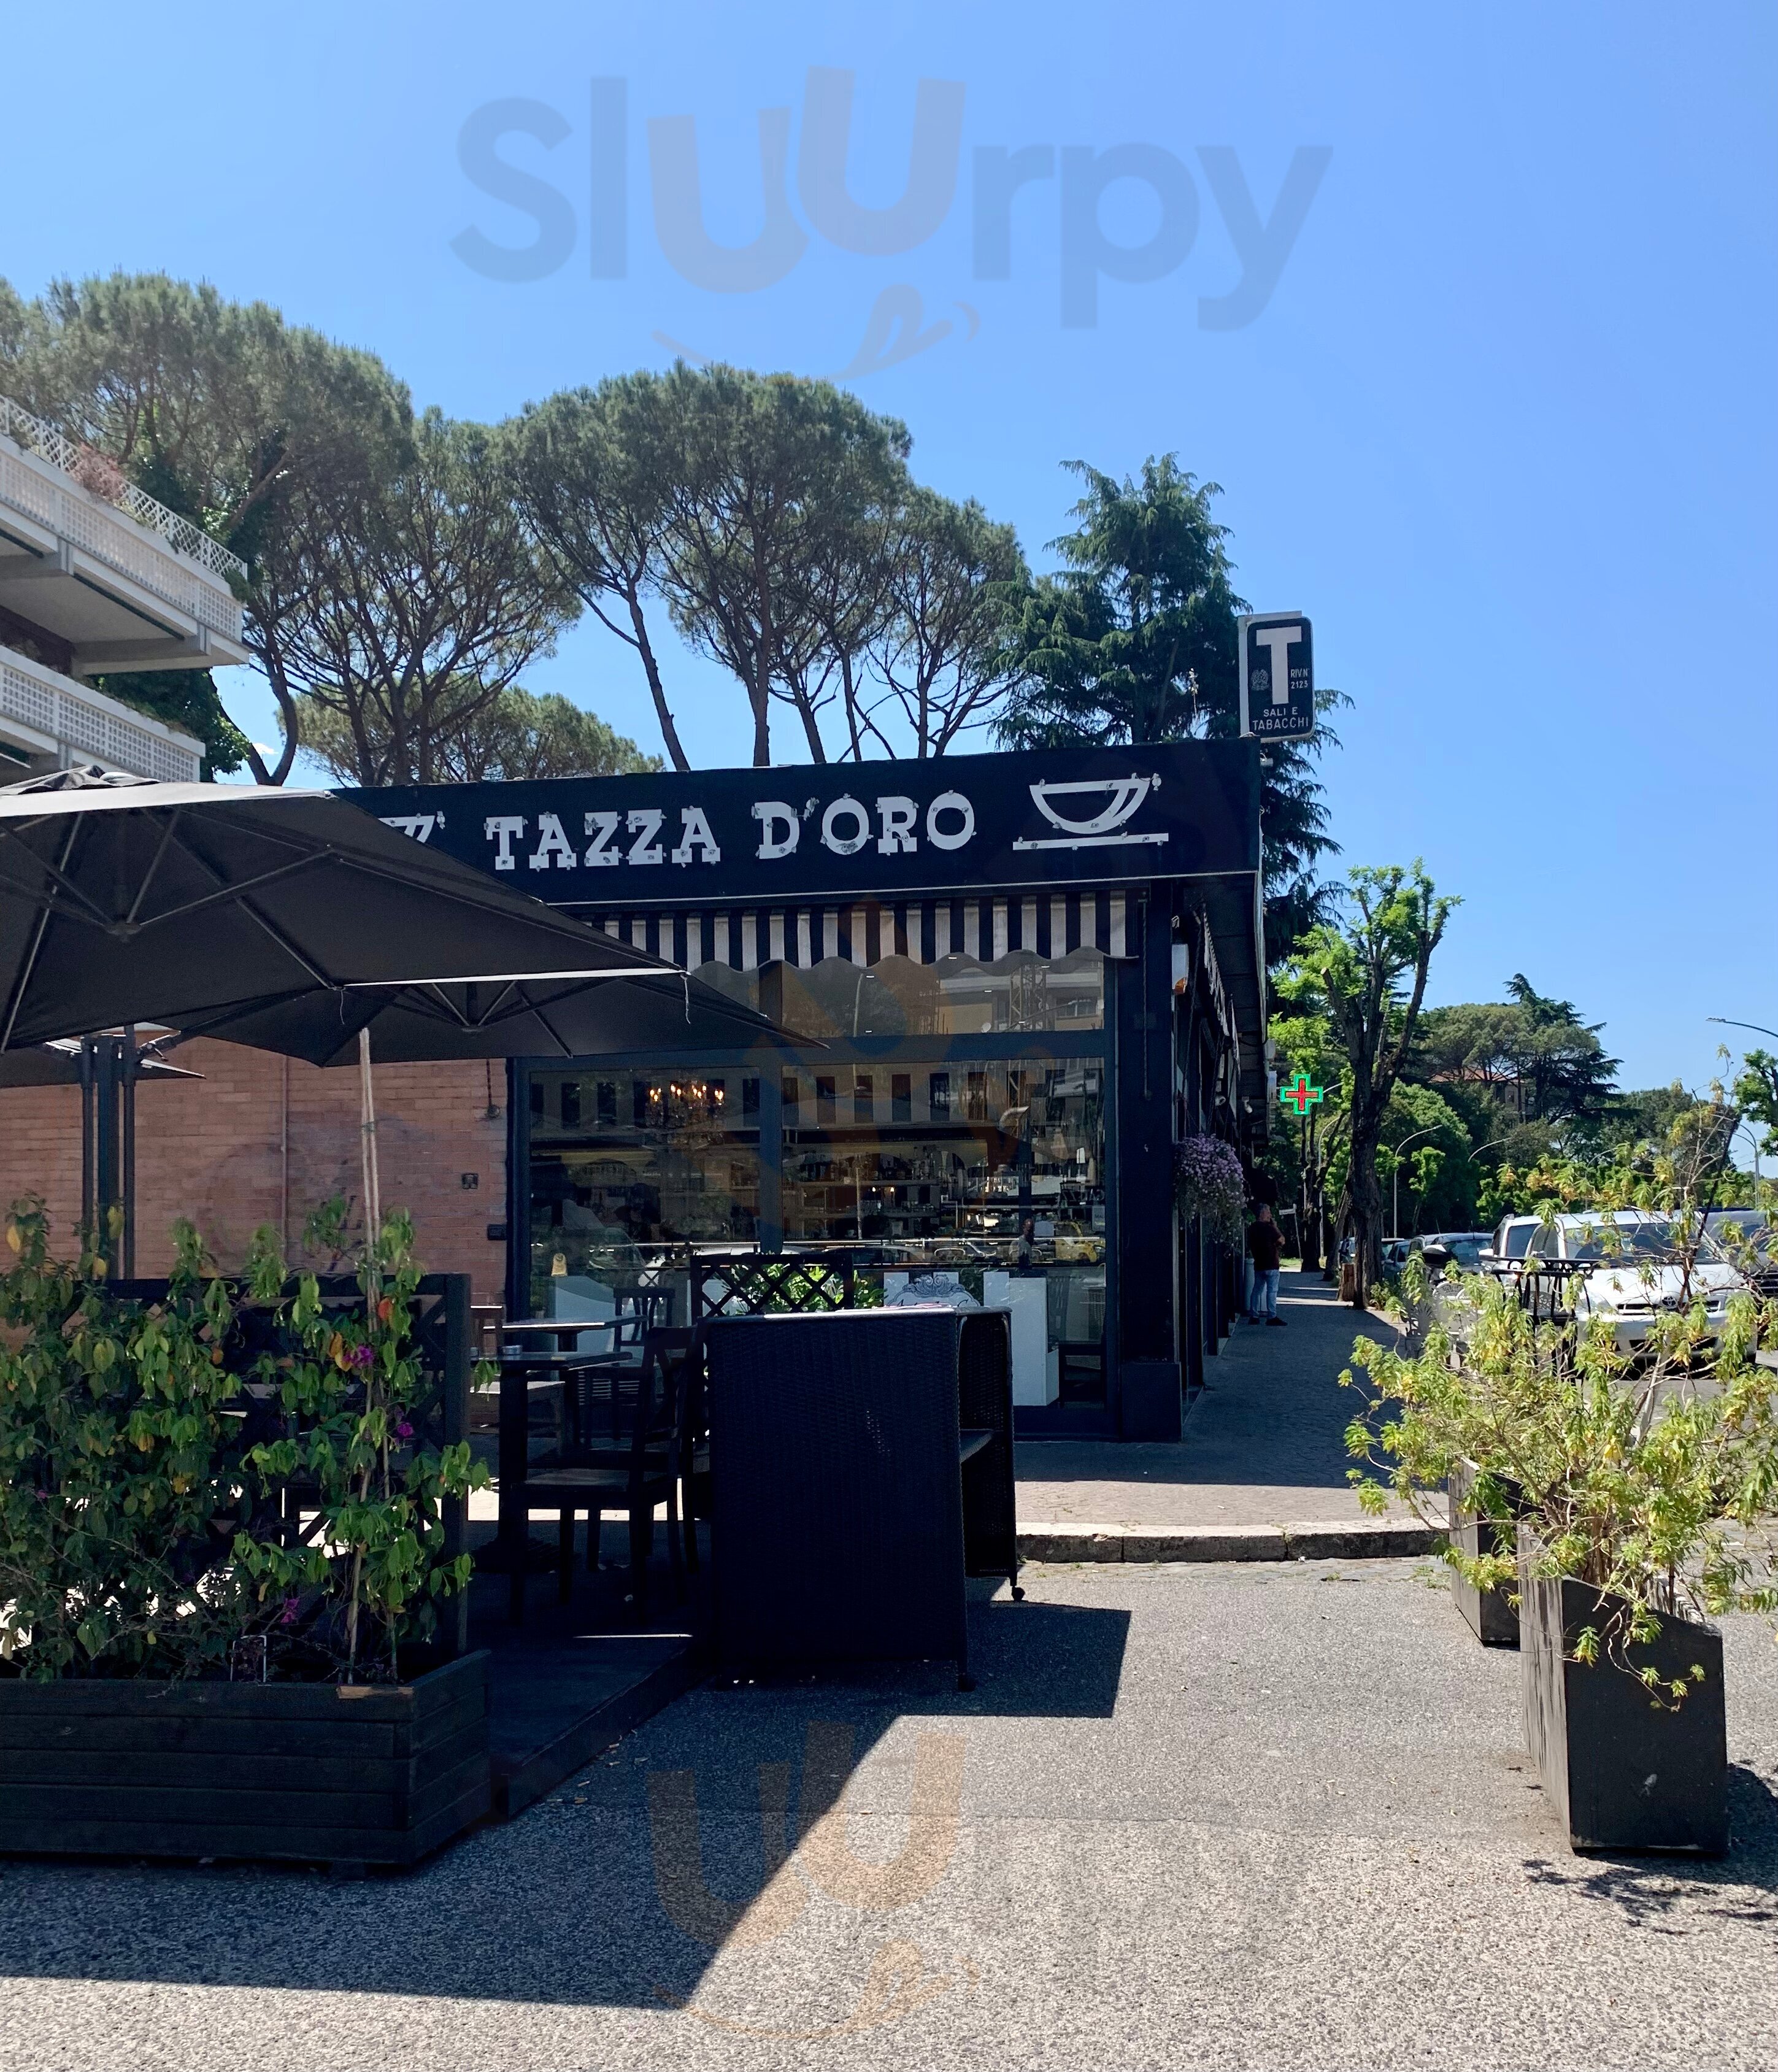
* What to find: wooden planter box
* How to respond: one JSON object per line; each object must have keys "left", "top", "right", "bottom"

{"left": 1519, "top": 1552, "right": 1726, "bottom": 1855}
{"left": 0, "top": 1650, "right": 490, "bottom": 1871}
{"left": 1448, "top": 1458, "right": 1522, "bottom": 1648}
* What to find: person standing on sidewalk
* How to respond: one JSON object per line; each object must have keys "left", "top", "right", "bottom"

{"left": 1246, "top": 1203, "right": 1286, "bottom": 1326}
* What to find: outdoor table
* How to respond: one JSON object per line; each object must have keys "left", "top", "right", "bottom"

{"left": 501, "top": 1318, "right": 620, "bottom": 1354}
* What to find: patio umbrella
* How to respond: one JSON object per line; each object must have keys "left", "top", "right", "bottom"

{"left": 0, "top": 768, "right": 708, "bottom": 1050}
{"left": 0, "top": 1033, "right": 199, "bottom": 1088}
{"left": 0, "top": 768, "right": 785, "bottom": 1255}
{"left": 0, "top": 1032, "right": 201, "bottom": 1276}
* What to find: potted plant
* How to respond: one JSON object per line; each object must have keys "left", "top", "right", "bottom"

{"left": 0, "top": 1200, "right": 491, "bottom": 1870}
{"left": 1343, "top": 1231, "right": 1778, "bottom": 1855}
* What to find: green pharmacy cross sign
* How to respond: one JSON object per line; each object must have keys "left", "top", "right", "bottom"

{"left": 1280, "top": 1072, "right": 1326, "bottom": 1117}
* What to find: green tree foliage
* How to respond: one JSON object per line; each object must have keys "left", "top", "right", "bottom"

{"left": 298, "top": 684, "right": 658, "bottom": 784}
{"left": 1731, "top": 1050, "right": 1778, "bottom": 1161}
{"left": 1263, "top": 1007, "right": 1348, "bottom": 1268}
{"left": 3, "top": 272, "right": 414, "bottom": 784}
{"left": 869, "top": 488, "right": 1030, "bottom": 757}
{"left": 993, "top": 456, "right": 1342, "bottom": 961}
{"left": 647, "top": 363, "right": 912, "bottom": 767}
{"left": 264, "top": 409, "right": 574, "bottom": 785}
{"left": 1413, "top": 979, "right": 1619, "bottom": 1133}
{"left": 1285, "top": 862, "right": 1458, "bottom": 1303}
{"left": 509, "top": 366, "right": 1033, "bottom": 768}
{"left": 506, "top": 379, "right": 690, "bottom": 771}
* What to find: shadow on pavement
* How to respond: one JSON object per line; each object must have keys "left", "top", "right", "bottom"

{"left": 1518, "top": 1766, "right": 1778, "bottom": 1929}
{"left": 0, "top": 1592, "right": 1128, "bottom": 2012}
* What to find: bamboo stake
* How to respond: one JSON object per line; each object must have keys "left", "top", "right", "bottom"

{"left": 358, "top": 1025, "right": 382, "bottom": 1242}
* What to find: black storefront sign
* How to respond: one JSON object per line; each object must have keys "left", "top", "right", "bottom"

{"left": 356, "top": 741, "right": 1258, "bottom": 907}
{"left": 1239, "top": 614, "right": 1314, "bottom": 741}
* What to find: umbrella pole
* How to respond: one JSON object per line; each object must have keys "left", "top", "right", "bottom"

{"left": 121, "top": 1026, "right": 137, "bottom": 1280}
{"left": 358, "top": 1026, "right": 382, "bottom": 1244}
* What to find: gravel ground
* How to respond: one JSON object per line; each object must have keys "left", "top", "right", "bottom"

{"left": 3, "top": 1557, "right": 1776, "bottom": 2072}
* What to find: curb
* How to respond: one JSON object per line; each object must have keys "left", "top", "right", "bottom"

{"left": 1017, "top": 1520, "right": 1440, "bottom": 1564}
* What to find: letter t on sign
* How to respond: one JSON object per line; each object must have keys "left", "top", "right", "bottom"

{"left": 485, "top": 816, "right": 526, "bottom": 871}
{"left": 1253, "top": 623, "right": 1295, "bottom": 705}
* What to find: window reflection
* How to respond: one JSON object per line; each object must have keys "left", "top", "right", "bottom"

{"left": 689, "top": 949, "right": 1104, "bottom": 1038}
{"left": 528, "top": 1068, "right": 760, "bottom": 1310}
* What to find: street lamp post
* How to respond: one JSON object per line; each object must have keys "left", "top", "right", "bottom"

{"left": 1388, "top": 1124, "right": 1444, "bottom": 1239}
{"left": 1707, "top": 1018, "right": 1777, "bottom": 1212}
{"left": 1709, "top": 1017, "right": 1778, "bottom": 1043}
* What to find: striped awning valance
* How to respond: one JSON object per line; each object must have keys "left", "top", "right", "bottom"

{"left": 571, "top": 890, "right": 1134, "bottom": 974}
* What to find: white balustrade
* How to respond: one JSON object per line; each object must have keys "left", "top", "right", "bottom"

{"left": 0, "top": 644, "right": 202, "bottom": 784}
{"left": 0, "top": 396, "right": 246, "bottom": 645}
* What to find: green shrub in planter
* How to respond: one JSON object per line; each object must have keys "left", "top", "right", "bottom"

{"left": 1342, "top": 1240, "right": 1778, "bottom": 1851}
{"left": 0, "top": 1198, "right": 488, "bottom": 1685}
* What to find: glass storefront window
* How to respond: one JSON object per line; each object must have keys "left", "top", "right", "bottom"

{"left": 523, "top": 1042, "right": 1111, "bottom": 1403}
{"left": 528, "top": 1067, "right": 760, "bottom": 1312}
{"left": 690, "top": 949, "right": 1104, "bottom": 1038}
{"left": 781, "top": 1055, "right": 1108, "bottom": 1396}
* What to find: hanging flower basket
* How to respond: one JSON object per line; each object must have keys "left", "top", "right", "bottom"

{"left": 1173, "top": 1134, "right": 1246, "bottom": 1246}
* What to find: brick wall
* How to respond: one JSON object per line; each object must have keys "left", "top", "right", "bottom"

{"left": 0, "top": 1040, "right": 508, "bottom": 1300}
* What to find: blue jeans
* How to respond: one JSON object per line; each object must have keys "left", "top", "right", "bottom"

{"left": 1250, "top": 1268, "right": 1280, "bottom": 1320}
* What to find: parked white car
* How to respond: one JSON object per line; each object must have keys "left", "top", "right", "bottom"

{"left": 1485, "top": 1214, "right": 1541, "bottom": 1274}
{"left": 1527, "top": 1211, "right": 1747, "bottom": 1354}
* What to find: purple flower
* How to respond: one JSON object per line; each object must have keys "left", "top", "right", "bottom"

{"left": 1172, "top": 1134, "right": 1248, "bottom": 1245}
{"left": 349, "top": 1343, "right": 374, "bottom": 1369}
{"left": 393, "top": 1417, "right": 415, "bottom": 1442}
{"left": 279, "top": 1594, "right": 301, "bottom": 1627}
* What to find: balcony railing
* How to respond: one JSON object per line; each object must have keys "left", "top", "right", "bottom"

{"left": 0, "top": 642, "right": 202, "bottom": 785}
{"left": 0, "top": 396, "right": 247, "bottom": 645}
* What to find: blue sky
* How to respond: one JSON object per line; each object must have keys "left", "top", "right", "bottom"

{"left": 4, "top": 2, "right": 1774, "bottom": 1094}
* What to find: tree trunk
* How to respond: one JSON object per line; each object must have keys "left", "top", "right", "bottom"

{"left": 1347, "top": 1121, "right": 1385, "bottom": 1308}
{"left": 625, "top": 584, "right": 690, "bottom": 772}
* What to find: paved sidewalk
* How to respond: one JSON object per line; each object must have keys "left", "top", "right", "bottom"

{"left": 6, "top": 1559, "right": 1775, "bottom": 2072}
{"left": 1015, "top": 1271, "right": 1420, "bottom": 1554}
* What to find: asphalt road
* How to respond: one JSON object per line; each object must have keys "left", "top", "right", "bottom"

{"left": 4, "top": 1557, "right": 1776, "bottom": 2072}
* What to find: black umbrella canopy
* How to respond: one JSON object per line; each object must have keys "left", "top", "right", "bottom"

{"left": 0, "top": 1037, "right": 200, "bottom": 1088}
{"left": 0, "top": 773, "right": 772, "bottom": 1054}
{"left": 183, "top": 967, "right": 789, "bottom": 1066}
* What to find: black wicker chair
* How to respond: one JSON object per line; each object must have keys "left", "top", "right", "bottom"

{"left": 520, "top": 1330, "right": 685, "bottom": 1614}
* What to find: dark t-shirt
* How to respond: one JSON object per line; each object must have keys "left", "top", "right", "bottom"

{"left": 1247, "top": 1219, "right": 1283, "bottom": 1271}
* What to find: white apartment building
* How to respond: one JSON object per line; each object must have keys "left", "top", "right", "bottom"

{"left": 0, "top": 395, "right": 250, "bottom": 783}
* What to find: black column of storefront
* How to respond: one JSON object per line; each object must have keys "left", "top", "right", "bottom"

{"left": 1180, "top": 946, "right": 1206, "bottom": 1400}
{"left": 1114, "top": 888, "right": 1182, "bottom": 1439}
{"left": 504, "top": 1058, "right": 531, "bottom": 1323}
